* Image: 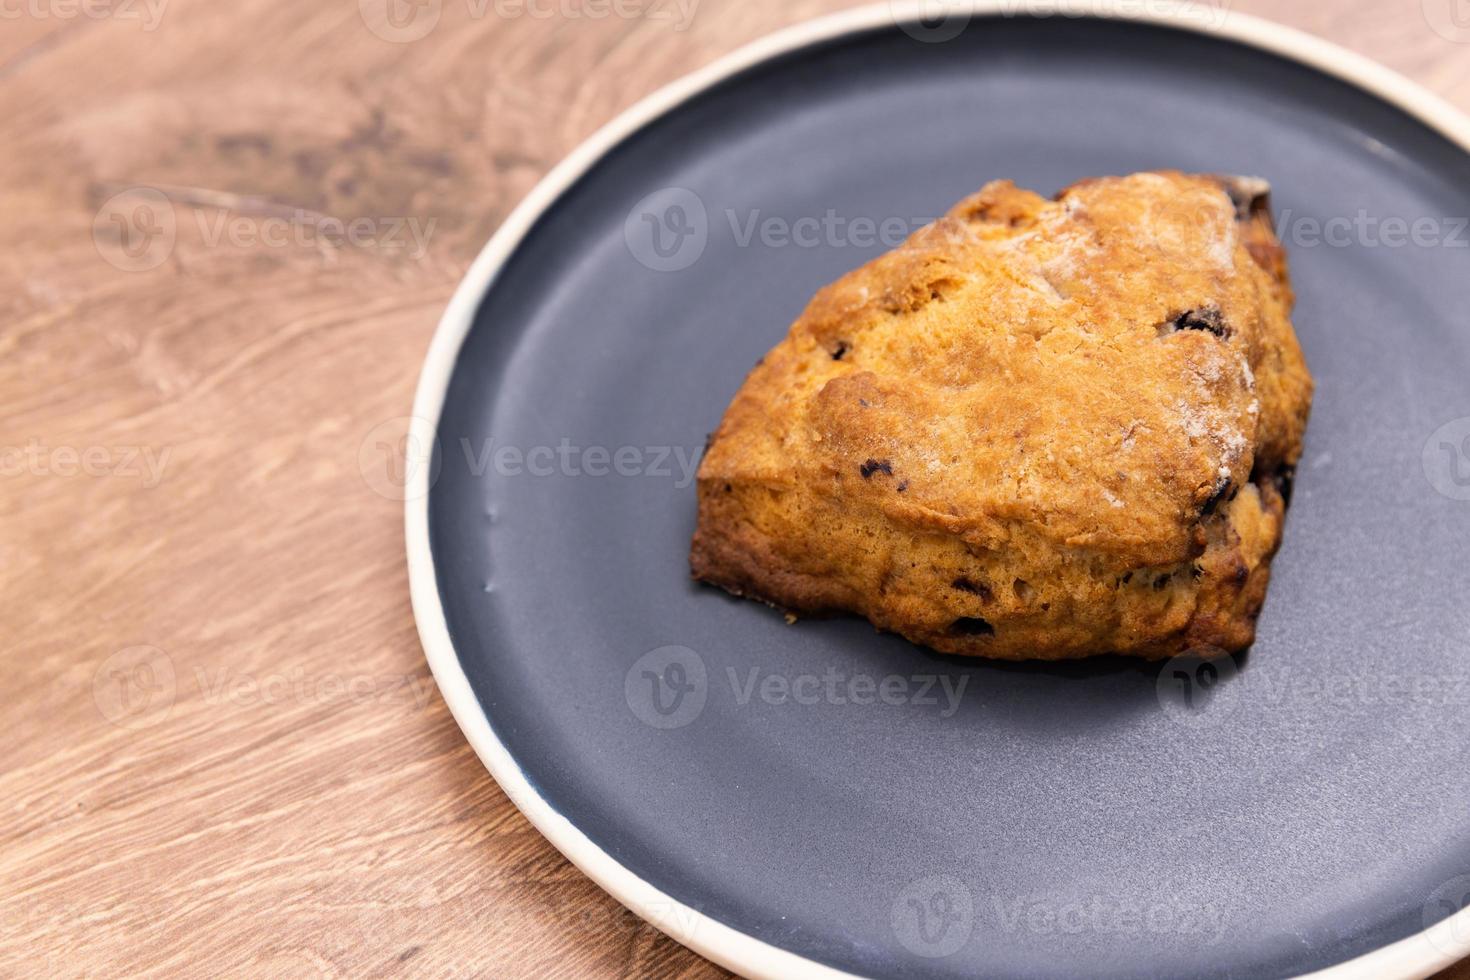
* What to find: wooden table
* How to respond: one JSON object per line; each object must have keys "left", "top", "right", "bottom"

{"left": 5, "top": 1, "right": 1469, "bottom": 975}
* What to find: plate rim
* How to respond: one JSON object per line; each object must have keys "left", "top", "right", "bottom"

{"left": 405, "top": 3, "right": 1470, "bottom": 977}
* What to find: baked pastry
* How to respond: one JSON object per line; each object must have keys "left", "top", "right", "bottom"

{"left": 690, "top": 171, "right": 1312, "bottom": 660}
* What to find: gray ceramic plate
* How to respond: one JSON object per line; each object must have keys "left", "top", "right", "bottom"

{"left": 407, "top": 4, "right": 1470, "bottom": 977}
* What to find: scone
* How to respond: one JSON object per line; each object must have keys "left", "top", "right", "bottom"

{"left": 690, "top": 171, "right": 1313, "bottom": 661}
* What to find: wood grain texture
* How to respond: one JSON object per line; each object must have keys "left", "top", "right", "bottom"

{"left": 3, "top": 1, "right": 1469, "bottom": 976}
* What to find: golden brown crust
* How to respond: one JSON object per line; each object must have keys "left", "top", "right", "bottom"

{"left": 691, "top": 172, "right": 1314, "bottom": 660}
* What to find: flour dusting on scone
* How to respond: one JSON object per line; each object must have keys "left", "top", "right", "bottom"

{"left": 691, "top": 172, "right": 1313, "bottom": 660}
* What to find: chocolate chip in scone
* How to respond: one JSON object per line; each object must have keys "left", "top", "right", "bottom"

{"left": 1200, "top": 477, "right": 1233, "bottom": 517}
{"left": 962, "top": 201, "right": 1032, "bottom": 228}
{"left": 1251, "top": 460, "right": 1297, "bottom": 507}
{"left": 831, "top": 341, "right": 850, "bottom": 361}
{"left": 859, "top": 459, "right": 893, "bottom": 479}
{"left": 1165, "top": 306, "right": 1231, "bottom": 339}
{"left": 952, "top": 577, "right": 994, "bottom": 601}
{"left": 896, "top": 480, "right": 909, "bottom": 493}
{"left": 951, "top": 617, "right": 995, "bottom": 637}
{"left": 1274, "top": 465, "right": 1297, "bottom": 507}
{"left": 1213, "top": 175, "right": 1272, "bottom": 222}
